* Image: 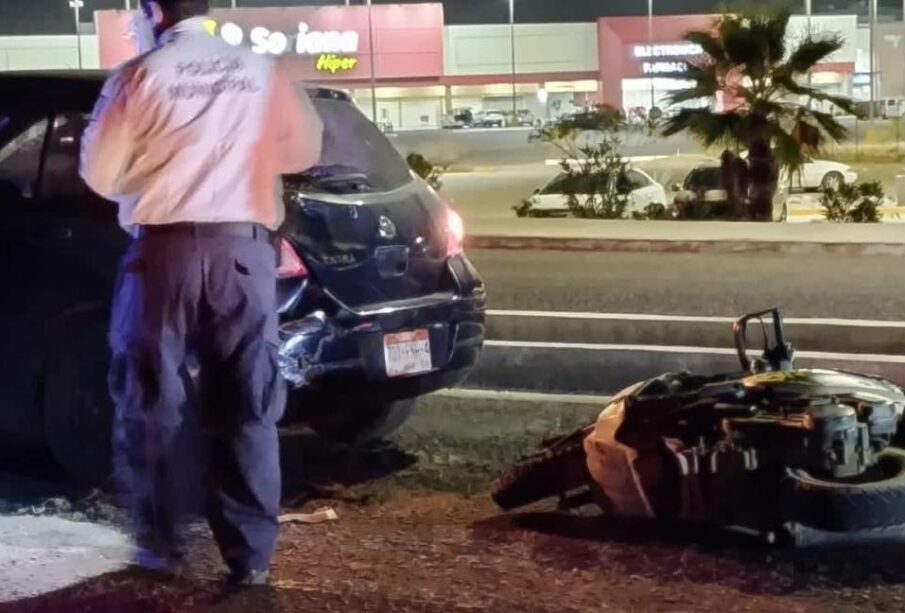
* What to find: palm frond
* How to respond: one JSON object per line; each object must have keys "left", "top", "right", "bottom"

{"left": 752, "top": 10, "right": 790, "bottom": 65}
{"left": 769, "top": 125, "right": 808, "bottom": 171}
{"left": 661, "top": 108, "right": 743, "bottom": 147}
{"left": 803, "top": 109, "right": 849, "bottom": 143}
{"left": 719, "top": 18, "right": 767, "bottom": 78}
{"left": 684, "top": 30, "right": 726, "bottom": 63}
{"left": 771, "top": 75, "right": 861, "bottom": 118}
{"left": 666, "top": 62, "right": 721, "bottom": 105}
{"left": 783, "top": 35, "right": 845, "bottom": 75}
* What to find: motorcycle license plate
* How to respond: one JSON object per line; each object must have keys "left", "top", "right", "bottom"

{"left": 383, "top": 330, "right": 432, "bottom": 378}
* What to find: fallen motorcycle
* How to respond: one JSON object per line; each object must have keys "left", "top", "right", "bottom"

{"left": 491, "top": 307, "right": 905, "bottom": 546}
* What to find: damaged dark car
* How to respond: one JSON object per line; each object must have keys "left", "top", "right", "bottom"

{"left": 0, "top": 72, "right": 486, "bottom": 484}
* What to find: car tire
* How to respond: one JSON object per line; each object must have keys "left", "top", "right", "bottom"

{"left": 304, "top": 399, "right": 417, "bottom": 446}
{"left": 42, "top": 311, "right": 114, "bottom": 486}
{"left": 783, "top": 448, "right": 905, "bottom": 532}
{"left": 821, "top": 171, "right": 845, "bottom": 191}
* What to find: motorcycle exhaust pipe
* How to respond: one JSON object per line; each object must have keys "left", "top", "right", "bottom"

{"left": 783, "top": 521, "right": 905, "bottom": 548}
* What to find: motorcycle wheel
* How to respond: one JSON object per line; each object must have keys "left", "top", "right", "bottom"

{"left": 785, "top": 448, "right": 905, "bottom": 531}
{"left": 490, "top": 430, "right": 591, "bottom": 511}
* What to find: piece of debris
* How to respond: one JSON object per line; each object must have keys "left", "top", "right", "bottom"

{"left": 279, "top": 507, "right": 339, "bottom": 525}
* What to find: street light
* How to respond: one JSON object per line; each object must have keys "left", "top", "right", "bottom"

{"left": 68, "top": 0, "right": 83, "bottom": 70}
{"left": 870, "top": 0, "right": 878, "bottom": 119}
{"left": 648, "top": 0, "right": 654, "bottom": 111}
{"left": 366, "top": 0, "right": 378, "bottom": 124}
{"left": 805, "top": 0, "right": 811, "bottom": 90}
{"left": 509, "top": 0, "right": 517, "bottom": 122}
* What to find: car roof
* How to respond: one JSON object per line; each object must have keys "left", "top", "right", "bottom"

{"left": 0, "top": 70, "right": 351, "bottom": 114}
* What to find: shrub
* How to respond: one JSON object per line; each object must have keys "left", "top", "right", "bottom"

{"left": 406, "top": 152, "right": 447, "bottom": 191}
{"left": 560, "top": 138, "right": 630, "bottom": 219}
{"left": 820, "top": 180, "right": 883, "bottom": 223}
{"left": 631, "top": 202, "right": 672, "bottom": 220}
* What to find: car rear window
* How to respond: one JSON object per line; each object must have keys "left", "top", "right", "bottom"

{"left": 684, "top": 167, "right": 721, "bottom": 190}
{"left": 311, "top": 97, "right": 411, "bottom": 193}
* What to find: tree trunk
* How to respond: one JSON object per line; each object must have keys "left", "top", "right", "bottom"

{"left": 747, "top": 137, "right": 777, "bottom": 222}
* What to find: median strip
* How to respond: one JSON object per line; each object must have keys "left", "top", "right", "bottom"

{"left": 485, "top": 339, "right": 905, "bottom": 364}
{"left": 486, "top": 309, "right": 905, "bottom": 329}
{"left": 434, "top": 388, "right": 610, "bottom": 405}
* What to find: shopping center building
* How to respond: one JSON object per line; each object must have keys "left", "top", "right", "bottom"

{"left": 0, "top": 3, "right": 897, "bottom": 128}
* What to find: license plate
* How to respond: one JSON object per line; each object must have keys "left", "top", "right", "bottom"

{"left": 383, "top": 330, "right": 432, "bottom": 378}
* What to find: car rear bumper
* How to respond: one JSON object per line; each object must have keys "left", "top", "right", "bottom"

{"left": 277, "top": 282, "right": 485, "bottom": 420}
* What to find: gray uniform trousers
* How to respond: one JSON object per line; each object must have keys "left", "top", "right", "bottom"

{"left": 108, "top": 223, "right": 284, "bottom": 575}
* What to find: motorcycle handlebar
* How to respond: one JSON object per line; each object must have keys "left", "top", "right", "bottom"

{"left": 733, "top": 307, "right": 791, "bottom": 373}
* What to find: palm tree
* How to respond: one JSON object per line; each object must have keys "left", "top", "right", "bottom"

{"left": 662, "top": 9, "right": 858, "bottom": 220}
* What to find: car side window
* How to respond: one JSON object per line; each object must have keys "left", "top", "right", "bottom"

{"left": 625, "top": 170, "right": 649, "bottom": 190}
{"left": 40, "top": 113, "right": 92, "bottom": 199}
{"left": 0, "top": 116, "right": 50, "bottom": 199}
{"left": 541, "top": 174, "right": 567, "bottom": 194}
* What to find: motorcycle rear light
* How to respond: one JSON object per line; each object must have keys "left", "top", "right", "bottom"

{"left": 447, "top": 208, "right": 465, "bottom": 257}
{"left": 277, "top": 238, "right": 308, "bottom": 279}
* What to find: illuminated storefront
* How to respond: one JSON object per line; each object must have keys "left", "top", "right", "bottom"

{"left": 598, "top": 14, "right": 858, "bottom": 113}
{"left": 94, "top": 4, "right": 599, "bottom": 128}
{"left": 79, "top": 6, "right": 862, "bottom": 127}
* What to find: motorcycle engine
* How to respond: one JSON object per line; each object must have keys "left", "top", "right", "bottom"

{"left": 803, "top": 402, "right": 870, "bottom": 478}
{"left": 803, "top": 399, "right": 900, "bottom": 478}
{"left": 724, "top": 398, "right": 900, "bottom": 479}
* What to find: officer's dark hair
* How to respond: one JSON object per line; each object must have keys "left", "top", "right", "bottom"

{"left": 141, "top": 0, "right": 210, "bottom": 21}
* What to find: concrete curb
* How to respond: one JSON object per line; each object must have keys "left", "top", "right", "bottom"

{"left": 467, "top": 235, "right": 905, "bottom": 256}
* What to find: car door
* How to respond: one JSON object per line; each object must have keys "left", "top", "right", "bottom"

{"left": 0, "top": 111, "right": 126, "bottom": 436}
{"left": 623, "top": 170, "right": 657, "bottom": 212}
{"left": 0, "top": 112, "right": 54, "bottom": 435}
{"left": 800, "top": 156, "right": 822, "bottom": 189}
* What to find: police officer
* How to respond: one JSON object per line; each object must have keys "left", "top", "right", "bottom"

{"left": 80, "top": 0, "right": 323, "bottom": 586}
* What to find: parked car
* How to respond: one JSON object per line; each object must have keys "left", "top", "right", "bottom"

{"left": 515, "top": 109, "right": 535, "bottom": 127}
{"left": 442, "top": 107, "right": 475, "bottom": 129}
{"left": 475, "top": 110, "right": 506, "bottom": 128}
{"left": 528, "top": 167, "right": 667, "bottom": 216}
{"left": 0, "top": 72, "right": 486, "bottom": 484}
{"left": 738, "top": 152, "right": 857, "bottom": 192}
{"left": 672, "top": 162, "right": 785, "bottom": 220}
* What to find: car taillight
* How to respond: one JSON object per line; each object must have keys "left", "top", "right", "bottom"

{"left": 447, "top": 208, "right": 465, "bottom": 257}
{"left": 277, "top": 238, "right": 307, "bottom": 279}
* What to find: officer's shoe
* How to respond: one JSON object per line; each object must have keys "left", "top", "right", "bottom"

{"left": 228, "top": 569, "right": 270, "bottom": 588}
{"left": 133, "top": 547, "right": 187, "bottom": 574}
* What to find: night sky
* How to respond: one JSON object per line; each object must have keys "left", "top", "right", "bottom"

{"left": 0, "top": 0, "right": 900, "bottom": 35}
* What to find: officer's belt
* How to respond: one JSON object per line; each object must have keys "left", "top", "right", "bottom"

{"left": 135, "top": 222, "right": 272, "bottom": 242}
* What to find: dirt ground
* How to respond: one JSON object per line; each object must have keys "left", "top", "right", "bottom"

{"left": 6, "top": 489, "right": 905, "bottom": 613}
{"left": 5, "top": 396, "right": 905, "bottom": 612}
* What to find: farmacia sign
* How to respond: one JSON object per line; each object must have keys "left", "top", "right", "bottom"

{"left": 206, "top": 20, "right": 360, "bottom": 74}
{"left": 632, "top": 43, "right": 703, "bottom": 75}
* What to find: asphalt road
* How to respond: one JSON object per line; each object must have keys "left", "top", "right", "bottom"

{"left": 468, "top": 248, "right": 905, "bottom": 320}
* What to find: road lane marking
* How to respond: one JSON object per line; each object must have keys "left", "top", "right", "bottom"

{"left": 486, "top": 310, "right": 905, "bottom": 329}
{"left": 485, "top": 340, "right": 905, "bottom": 364}
{"left": 434, "top": 388, "right": 610, "bottom": 405}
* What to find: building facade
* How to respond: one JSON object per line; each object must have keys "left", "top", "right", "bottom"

{"left": 0, "top": 4, "right": 898, "bottom": 127}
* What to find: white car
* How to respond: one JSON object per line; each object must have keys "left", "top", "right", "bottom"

{"left": 476, "top": 110, "right": 506, "bottom": 128}
{"left": 740, "top": 152, "right": 857, "bottom": 191}
{"left": 784, "top": 156, "right": 857, "bottom": 191}
{"left": 529, "top": 168, "right": 668, "bottom": 216}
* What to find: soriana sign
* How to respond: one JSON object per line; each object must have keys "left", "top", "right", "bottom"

{"left": 95, "top": 4, "right": 445, "bottom": 81}
{"left": 207, "top": 20, "right": 361, "bottom": 73}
